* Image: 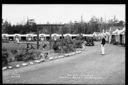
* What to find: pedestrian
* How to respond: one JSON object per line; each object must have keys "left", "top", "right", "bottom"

{"left": 82, "top": 40, "right": 86, "bottom": 50}
{"left": 101, "top": 36, "right": 106, "bottom": 55}
{"left": 16, "top": 38, "right": 20, "bottom": 44}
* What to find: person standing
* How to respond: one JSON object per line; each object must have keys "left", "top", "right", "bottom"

{"left": 101, "top": 36, "right": 106, "bottom": 55}
{"left": 82, "top": 40, "right": 86, "bottom": 50}
{"left": 16, "top": 37, "right": 19, "bottom": 44}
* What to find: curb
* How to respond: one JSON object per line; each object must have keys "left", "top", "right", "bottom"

{"left": 2, "top": 67, "right": 7, "bottom": 70}
{"left": 49, "top": 57, "right": 54, "bottom": 60}
{"left": 2, "top": 50, "right": 82, "bottom": 71}
{"left": 22, "top": 63, "right": 28, "bottom": 66}
{"left": 8, "top": 66, "right": 12, "bottom": 69}
{"left": 16, "top": 64, "right": 20, "bottom": 68}
{"left": 29, "top": 62, "right": 34, "bottom": 65}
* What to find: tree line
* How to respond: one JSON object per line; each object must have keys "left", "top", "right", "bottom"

{"left": 2, "top": 16, "right": 125, "bottom": 34}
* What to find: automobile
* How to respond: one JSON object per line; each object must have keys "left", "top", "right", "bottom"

{"left": 85, "top": 37, "right": 94, "bottom": 46}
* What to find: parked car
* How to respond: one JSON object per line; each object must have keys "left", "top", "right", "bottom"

{"left": 85, "top": 37, "right": 94, "bottom": 46}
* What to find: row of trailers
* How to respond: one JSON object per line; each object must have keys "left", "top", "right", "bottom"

{"left": 2, "top": 33, "right": 93, "bottom": 42}
{"left": 93, "top": 27, "right": 125, "bottom": 46}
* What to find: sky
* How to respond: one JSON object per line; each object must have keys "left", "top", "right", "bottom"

{"left": 2, "top": 4, "right": 125, "bottom": 25}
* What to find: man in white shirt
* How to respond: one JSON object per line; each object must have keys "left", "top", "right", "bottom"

{"left": 101, "top": 36, "right": 106, "bottom": 55}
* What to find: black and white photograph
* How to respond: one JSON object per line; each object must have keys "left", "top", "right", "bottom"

{"left": 2, "top": 4, "right": 125, "bottom": 84}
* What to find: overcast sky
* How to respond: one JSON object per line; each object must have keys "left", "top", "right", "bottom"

{"left": 2, "top": 4, "right": 125, "bottom": 25}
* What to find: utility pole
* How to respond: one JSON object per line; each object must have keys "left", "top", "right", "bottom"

{"left": 61, "top": 25, "right": 64, "bottom": 53}
{"left": 49, "top": 25, "right": 52, "bottom": 49}
{"left": 100, "top": 17, "right": 103, "bottom": 33}
{"left": 37, "top": 25, "right": 39, "bottom": 49}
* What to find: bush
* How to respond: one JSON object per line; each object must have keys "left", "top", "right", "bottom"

{"left": 7, "top": 51, "right": 15, "bottom": 62}
{"left": 15, "top": 50, "right": 26, "bottom": 61}
{"left": 11, "top": 49, "right": 18, "bottom": 55}
{"left": 29, "top": 49, "right": 42, "bottom": 60}
{"left": 53, "top": 41, "right": 60, "bottom": 52}
{"left": 72, "top": 39, "right": 83, "bottom": 48}
{"left": 2, "top": 48, "right": 9, "bottom": 67}
{"left": 15, "top": 49, "right": 40, "bottom": 62}
{"left": 2, "top": 47, "right": 45, "bottom": 64}
{"left": 2, "top": 48, "right": 19, "bottom": 66}
{"left": 2, "top": 47, "right": 7, "bottom": 52}
{"left": 52, "top": 38, "right": 83, "bottom": 53}
{"left": 67, "top": 44, "right": 75, "bottom": 52}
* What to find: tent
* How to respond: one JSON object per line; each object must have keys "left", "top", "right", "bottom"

{"left": 112, "top": 29, "right": 120, "bottom": 44}
{"left": 2, "top": 34, "right": 9, "bottom": 38}
{"left": 20, "top": 34, "right": 27, "bottom": 41}
{"left": 51, "top": 33, "right": 61, "bottom": 37}
{"left": 63, "top": 33, "right": 72, "bottom": 37}
{"left": 92, "top": 32, "right": 100, "bottom": 40}
{"left": 111, "top": 27, "right": 125, "bottom": 45}
{"left": 92, "top": 32, "right": 96, "bottom": 37}
{"left": 39, "top": 34, "right": 46, "bottom": 41}
{"left": 70, "top": 34, "right": 79, "bottom": 37}
{"left": 14, "top": 34, "right": 21, "bottom": 40}
{"left": 26, "top": 34, "right": 34, "bottom": 41}
{"left": 7, "top": 34, "right": 15, "bottom": 41}
{"left": 39, "top": 33, "right": 47, "bottom": 37}
{"left": 82, "top": 34, "right": 93, "bottom": 37}
{"left": 2, "top": 34, "right": 9, "bottom": 40}
{"left": 112, "top": 29, "right": 119, "bottom": 35}
{"left": 103, "top": 32, "right": 110, "bottom": 42}
{"left": 118, "top": 27, "right": 125, "bottom": 45}
{"left": 51, "top": 33, "right": 61, "bottom": 40}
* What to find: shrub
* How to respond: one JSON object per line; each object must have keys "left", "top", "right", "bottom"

{"left": 67, "top": 44, "right": 75, "bottom": 52}
{"left": 2, "top": 48, "right": 9, "bottom": 67}
{"left": 2, "top": 47, "right": 7, "bottom": 52}
{"left": 52, "top": 38, "right": 78, "bottom": 53}
{"left": 15, "top": 49, "right": 34, "bottom": 61}
{"left": 23, "top": 53, "right": 35, "bottom": 62}
{"left": 2, "top": 48, "right": 20, "bottom": 66}
{"left": 11, "top": 49, "right": 18, "bottom": 55}
{"left": 14, "top": 48, "right": 45, "bottom": 62}
{"left": 15, "top": 50, "right": 26, "bottom": 61}
{"left": 53, "top": 41, "right": 59, "bottom": 52}
{"left": 52, "top": 37, "right": 84, "bottom": 53}
{"left": 44, "top": 52, "right": 49, "bottom": 59}
{"left": 7, "top": 51, "right": 15, "bottom": 62}
{"left": 29, "top": 49, "right": 42, "bottom": 60}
